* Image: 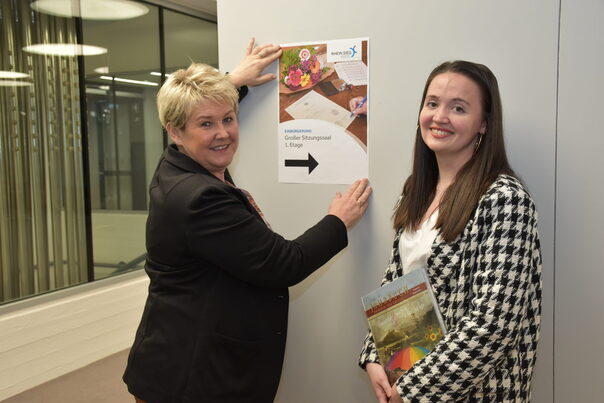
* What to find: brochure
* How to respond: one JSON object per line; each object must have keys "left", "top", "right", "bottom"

{"left": 362, "top": 268, "right": 446, "bottom": 383}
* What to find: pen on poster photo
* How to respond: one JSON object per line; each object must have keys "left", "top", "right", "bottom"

{"left": 350, "top": 95, "right": 367, "bottom": 117}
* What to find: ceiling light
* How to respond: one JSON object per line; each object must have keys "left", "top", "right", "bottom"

{"left": 0, "top": 80, "right": 34, "bottom": 87}
{"left": 23, "top": 43, "right": 107, "bottom": 56}
{"left": 100, "top": 76, "right": 158, "bottom": 87}
{"left": 0, "top": 71, "right": 30, "bottom": 79}
{"left": 94, "top": 66, "right": 109, "bottom": 74}
{"left": 30, "top": 0, "right": 149, "bottom": 20}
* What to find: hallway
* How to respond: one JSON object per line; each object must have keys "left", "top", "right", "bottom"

{"left": 3, "top": 350, "right": 131, "bottom": 403}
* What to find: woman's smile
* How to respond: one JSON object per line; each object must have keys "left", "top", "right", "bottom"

{"left": 429, "top": 126, "right": 454, "bottom": 138}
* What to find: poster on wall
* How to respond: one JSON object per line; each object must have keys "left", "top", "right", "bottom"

{"left": 278, "top": 38, "right": 369, "bottom": 184}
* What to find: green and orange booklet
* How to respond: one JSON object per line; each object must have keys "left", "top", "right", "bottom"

{"left": 362, "top": 268, "right": 447, "bottom": 383}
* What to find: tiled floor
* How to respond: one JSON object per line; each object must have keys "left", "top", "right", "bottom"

{"left": 3, "top": 350, "right": 133, "bottom": 403}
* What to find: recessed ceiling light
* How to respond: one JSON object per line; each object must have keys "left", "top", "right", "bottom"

{"left": 0, "top": 80, "right": 34, "bottom": 87}
{"left": 0, "top": 71, "right": 30, "bottom": 79}
{"left": 94, "top": 66, "right": 109, "bottom": 74}
{"left": 23, "top": 43, "right": 107, "bottom": 56}
{"left": 100, "top": 76, "right": 158, "bottom": 87}
{"left": 30, "top": 0, "right": 149, "bottom": 20}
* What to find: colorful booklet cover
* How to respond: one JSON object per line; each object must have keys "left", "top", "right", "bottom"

{"left": 362, "top": 267, "right": 446, "bottom": 383}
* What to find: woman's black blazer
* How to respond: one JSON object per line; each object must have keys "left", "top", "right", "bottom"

{"left": 123, "top": 144, "right": 348, "bottom": 403}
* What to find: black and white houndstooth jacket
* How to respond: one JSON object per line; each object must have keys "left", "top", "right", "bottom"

{"left": 359, "top": 175, "right": 543, "bottom": 402}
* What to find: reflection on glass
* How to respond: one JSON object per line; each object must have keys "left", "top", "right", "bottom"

{"left": 0, "top": 0, "right": 219, "bottom": 302}
{"left": 83, "top": 5, "right": 162, "bottom": 279}
{"left": 0, "top": 71, "right": 30, "bottom": 78}
{"left": 31, "top": 0, "right": 149, "bottom": 20}
{"left": 0, "top": 0, "right": 88, "bottom": 303}
{"left": 22, "top": 43, "right": 107, "bottom": 56}
{"left": 164, "top": 10, "right": 218, "bottom": 71}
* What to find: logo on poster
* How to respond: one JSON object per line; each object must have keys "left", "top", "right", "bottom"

{"left": 330, "top": 45, "right": 357, "bottom": 59}
{"left": 327, "top": 39, "right": 363, "bottom": 62}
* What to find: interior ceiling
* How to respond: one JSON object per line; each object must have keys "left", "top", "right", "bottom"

{"left": 81, "top": 0, "right": 219, "bottom": 80}
{"left": 151, "top": 0, "right": 217, "bottom": 18}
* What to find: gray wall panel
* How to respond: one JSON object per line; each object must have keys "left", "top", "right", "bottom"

{"left": 218, "top": 1, "right": 557, "bottom": 401}
{"left": 556, "top": 0, "right": 604, "bottom": 401}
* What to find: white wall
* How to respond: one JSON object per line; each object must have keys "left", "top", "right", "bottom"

{"left": 218, "top": 1, "right": 558, "bottom": 401}
{"left": 555, "top": 0, "right": 604, "bottom": 401}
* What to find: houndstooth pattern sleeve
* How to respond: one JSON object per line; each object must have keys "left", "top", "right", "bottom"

{"left": 358, "top": 230, "right": 405, "bottom": 368}
{"left": 396, "top": 177, "right": 542, "bottom": 402}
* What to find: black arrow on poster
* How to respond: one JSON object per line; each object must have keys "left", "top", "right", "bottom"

{"left": 284, "top": 153, "right": 319, "bottom": 174}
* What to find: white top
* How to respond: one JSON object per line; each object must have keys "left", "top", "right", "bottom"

{"left": 398, "top": 211, "right": 439, "bottom": 274}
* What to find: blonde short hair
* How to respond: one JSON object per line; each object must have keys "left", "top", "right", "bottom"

{"left": 157, "top": 63, "right": 239, "bottom": 130}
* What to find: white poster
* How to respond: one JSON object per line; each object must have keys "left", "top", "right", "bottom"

{"left": 278, "top": 38, "right": 369, "bottom": 184}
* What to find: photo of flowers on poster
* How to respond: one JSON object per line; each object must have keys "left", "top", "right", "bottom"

{"left": 279, "top": 45, "right": 333, "bottom": 93}
{"left": 278, "top": 38, "right": 369, "bottom": 185}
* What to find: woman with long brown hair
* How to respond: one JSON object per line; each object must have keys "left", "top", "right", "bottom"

{"left": 359, "top": 61, "right": 542, "bottom": 402}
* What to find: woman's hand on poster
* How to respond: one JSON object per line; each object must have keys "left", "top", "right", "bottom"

{"left": 366, "top": 363, "right": 392, "bottom": 403}
{"left": 349, "top": 96, "right": 368, "bottom": 116}
{"left": 228, "top": 38, "right": 282, "bottom": 88}
{"left": 328, "top": 178, "right": 372, "bottom": 229}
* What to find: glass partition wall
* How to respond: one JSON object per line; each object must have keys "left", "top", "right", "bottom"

{"left": 83, "top": 8, "right": 161, "bottom": 279}
{"left": 164, "top": 10, "right": 218, "bottom": 71}
{"left": 0, "top": 0, "right": 217, "bottom": 303}
{"left": 0, "top": 0, "right": 88, "bottom": 302}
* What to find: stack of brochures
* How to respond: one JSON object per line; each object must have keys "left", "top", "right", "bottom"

{"left": 362, "top": 268, "right": 446, "bottom": 383}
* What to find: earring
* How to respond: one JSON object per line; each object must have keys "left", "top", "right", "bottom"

{"left": 474, "top": 134, "right": 483, "bottom": 153}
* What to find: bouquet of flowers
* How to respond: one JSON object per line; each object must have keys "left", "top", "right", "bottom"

{"left": 280, "top": 47, "right": 330, "bottom": 91}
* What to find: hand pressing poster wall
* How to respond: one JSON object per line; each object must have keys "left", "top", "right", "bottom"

{"left": 278, "top": 38, "right": 369, "bottom": 184}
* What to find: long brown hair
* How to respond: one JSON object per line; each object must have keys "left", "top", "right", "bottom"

{"left": 393, "top": 61, "right": 515, "bottom": 242}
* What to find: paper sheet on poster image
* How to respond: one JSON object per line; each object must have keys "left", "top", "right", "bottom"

{"left": 285, "top": 90, "right": 356, "bottom": 129}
